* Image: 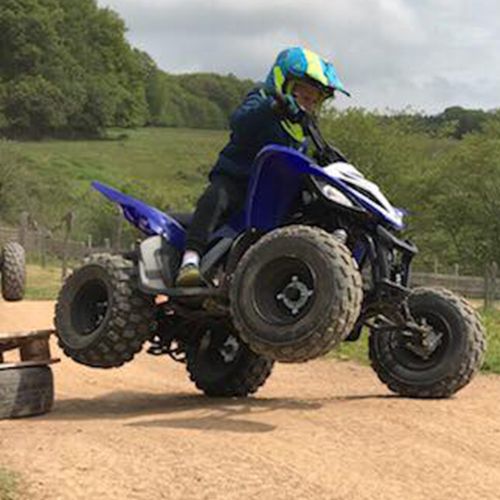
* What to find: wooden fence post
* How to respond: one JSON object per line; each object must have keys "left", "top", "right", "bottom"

{"left": 484, "top": 261, "right": 498, "bottom": 309}
{"left": 18, "top": 212, "right": 29, "bottom": 247}
{"left": 113, "top": 210, "right": 123, "bottom": 252}
{"left": 38, "top": 228, "right": 47, "bottom": 268}
{"left": 454, "top": 264, "right": 460, "bottom": 293}
{"left": 61, "top": 211, "right": 75, "bottom": 282}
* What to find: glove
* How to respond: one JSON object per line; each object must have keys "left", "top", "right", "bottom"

{"left": 271, "top": 93, "right": 304, "bottom": 123}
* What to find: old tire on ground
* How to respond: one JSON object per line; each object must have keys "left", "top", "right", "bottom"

{"left": 230, "top": 225, "right": 363, "bottom": 363}
{"left": 369, "top": 287, "right": 486, "bottom": 398}
{"left": 186, "top": 320, "right": 274, "bottom": 397}
{"left": 0, "top": 366, "right": 53, "bottom": 419}
{"left": 1, "top": 241, "right": 26, "bottom": 302}
{"left": 55, "top": 253, "right": 155, "bottom": 368}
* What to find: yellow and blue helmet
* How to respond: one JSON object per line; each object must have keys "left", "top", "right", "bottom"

{"left": 265, "top": 46, "right": 350, "bottom": 99}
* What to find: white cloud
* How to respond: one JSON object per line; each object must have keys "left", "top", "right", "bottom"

{"left": 99, "top": 0, "right": 500, "bottom": 112}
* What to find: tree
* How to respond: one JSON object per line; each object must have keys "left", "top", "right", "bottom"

{"left": 0, "top": 0, "right": 148, "bottom": 137}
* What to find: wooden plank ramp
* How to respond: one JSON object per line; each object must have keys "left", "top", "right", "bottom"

{"left": 0, "top": 329, "right": 60, "bottom": 370}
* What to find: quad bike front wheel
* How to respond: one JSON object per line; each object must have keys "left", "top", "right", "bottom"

{"left": 186, "top": 320, "right": 274, "bottom": 397}
{"left": 55, "top": 253, "right": 155, "bottom": 368}
{"left": 369, "top": 287, "right": 486, "bottom": 398}
{"left": 1, "top": 241, "right": 26, "bottom": 301}
{"left": 230, "top": 225, "right": 363, "bottom": 363}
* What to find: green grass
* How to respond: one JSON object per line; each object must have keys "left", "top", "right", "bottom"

{"left": 479, "top": 308, "right": 500, "bottom": 373}
{"left": 0, "top": 468, "right": 18, "bottom": 500}
{"left": 25, "top": 263, "right": 63, "bottom": 301}
{"left": 15, "top": 127, "right": 227, "bottom": 211}
{"left": 329, "top": 331, "right": 369, "bottom": 365}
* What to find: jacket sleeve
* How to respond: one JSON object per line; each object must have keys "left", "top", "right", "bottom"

{"left": 229, "top": 93, "right": 276, "bottom": 135}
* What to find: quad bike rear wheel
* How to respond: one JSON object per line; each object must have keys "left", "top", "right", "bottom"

{"left": 1, "top": 241, "right": 26, "bottom": 301}
{"left": 230, "top": 225, "right": 363, "bottom": 363}
{"left": 186, "top": 320, "right": 274, "bottom": 397}
{"left": 55, "top": 253, "right": 155, "bottom": 368}
{"left": 369, "top": 287, "right": 486, "bottom": 398}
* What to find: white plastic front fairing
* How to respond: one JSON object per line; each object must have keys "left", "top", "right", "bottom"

{"left": 323, "top": 162, "right": 366, "bottom": 180}
{"left": 321, "top": 162, "right": 404, "bottom": 229}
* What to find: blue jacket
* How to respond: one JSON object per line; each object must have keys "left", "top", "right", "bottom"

{"left": 210, "top": 88, "right": 303, "bottom": 182}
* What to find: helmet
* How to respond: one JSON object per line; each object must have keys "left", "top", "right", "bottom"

{"left": 265, "top": 46, "right": 350, "bottom": 99}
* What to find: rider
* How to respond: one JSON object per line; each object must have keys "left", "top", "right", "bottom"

{"left": 176, "top": 46, "right": 350, "bottom": 286}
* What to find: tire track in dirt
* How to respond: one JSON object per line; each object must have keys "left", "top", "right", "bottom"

{"left": 1, "top": 301, "right": 500, "bottom": 500}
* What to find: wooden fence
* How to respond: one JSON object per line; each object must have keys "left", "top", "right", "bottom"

{"left": 1, "top": 221, "right": 498, "bottom": 301}
{"left": 1, "top": 225, "right": 92, "bottom": 259}
{"left": 411, "top": 272, "right": 488, "bottom": 298}
{"left": 0, "top": 222, "right": 118, "bottom": 279}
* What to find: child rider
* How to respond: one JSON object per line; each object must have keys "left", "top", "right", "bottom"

{"left": 176, "top": 46, "right": 350, "bottom": 286}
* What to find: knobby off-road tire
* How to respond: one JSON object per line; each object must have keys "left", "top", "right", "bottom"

{"left": 369, "top": 287, "right": 486, "bottom": 398}
{"left": 55, "top": 253, "right": 155, "bottom": 368}
{"left": 230, "top": 225, "right": 363, "bottom": 363}
{"left": 186, "top": 320, "right": 274, "bottom": 397}
{"left": 0, "top": 366, "right": 53, "bottom": 419}
{"left": 1, "top": 241, "right": 26, "bottom": 301}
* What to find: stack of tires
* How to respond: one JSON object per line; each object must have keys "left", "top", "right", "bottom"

{"left": 0, "top": 242, "right": 40, "bottom": 420}
{"left": 0, "top": 241, "right": 26, "bottom": 301}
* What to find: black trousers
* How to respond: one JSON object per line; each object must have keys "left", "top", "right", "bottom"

{"left": 185, "top": 175, "right": 248, "bottom": 255}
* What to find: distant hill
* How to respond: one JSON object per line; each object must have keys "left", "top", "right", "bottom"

{"left": 0, "top": 0, "right": 254, "bottom": 138}
{"left": 1, "top": 0, "right": 497, "bottom": 139}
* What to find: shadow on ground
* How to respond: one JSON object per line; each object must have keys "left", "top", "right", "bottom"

{"left": 44, "top": 391, "right": 395, "bottom": 434}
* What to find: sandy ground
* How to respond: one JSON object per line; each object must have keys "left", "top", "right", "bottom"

{"left": 1, "top": 300, "right": 500, "bottom": 500}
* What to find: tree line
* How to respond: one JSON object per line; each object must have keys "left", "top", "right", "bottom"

{"left": 1, "top": 0, "right": 497, "bottom": 139}
{"left": 0, "top": 0, "right": 253, "bottom": 138}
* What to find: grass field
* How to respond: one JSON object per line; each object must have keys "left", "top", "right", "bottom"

{"left": 16, "top": 127, "right": 227, "bottom": 212}
{"left": 25, "top": 263, "right": 63, "bottom": 301}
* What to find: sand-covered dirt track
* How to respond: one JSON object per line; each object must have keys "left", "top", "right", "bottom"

{"left": 1, "top": 300, "right": 499, "bottom": 500}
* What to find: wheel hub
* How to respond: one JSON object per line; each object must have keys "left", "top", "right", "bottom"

{"left": 276, "top": 275, "right": 314, "bottom": 316}
{"left": 90, "top": 301, "right": 108, "bottom": 332}
{"left": 404, "top": 319, "right": 444, "bottom": 359}
{"left": 219, "top": 335, "right": 240, "bottom": 364}
{"left": 72, "top": 279, "right": 110, "bottom": 336}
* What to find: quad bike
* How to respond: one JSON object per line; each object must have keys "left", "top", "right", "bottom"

{"left": 1, "top": 241, "right": 26, "bottom": 301}
{"left": 55, "top": 104, "right": 486, "bottom": 399}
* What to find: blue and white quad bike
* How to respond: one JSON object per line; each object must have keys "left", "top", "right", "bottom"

{"left": 55, "top": 113, "right": 486, "bottom": 399}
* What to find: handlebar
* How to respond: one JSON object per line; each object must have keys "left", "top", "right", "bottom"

{"left": 301, "top": 113, "right": 349, "bottom": 165}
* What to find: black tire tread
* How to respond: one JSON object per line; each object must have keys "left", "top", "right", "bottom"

{"left": 369, "top": 287, "right": 486, "bottom": 398}
{"left": 0, "top": 366, "right": 53, "bottom": 419}
{"left": 186, "top": 346, "right": 274, "bottom": 397}
{"left": 54, "top": 253, "right": 154, "bottom": 368}
{"left": 1, "top": 241, "right": 26, "bottom": 301}
{"left": 230, "top": 225, "right": 363, "bottom": 363}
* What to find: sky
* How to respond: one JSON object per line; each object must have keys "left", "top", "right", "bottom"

{"left": 98, "top": 0, "right": 500, "bottom": 113}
